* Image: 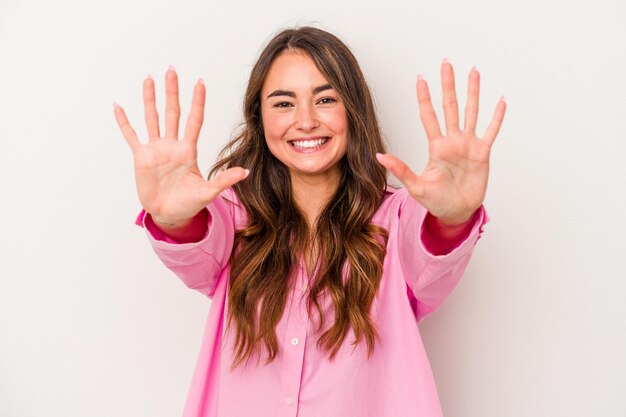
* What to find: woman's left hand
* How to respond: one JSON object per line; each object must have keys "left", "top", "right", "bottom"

{"left": 376, "top": 59, "right": 506, "bottom": 225}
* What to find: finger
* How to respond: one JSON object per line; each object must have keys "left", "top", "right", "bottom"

{"left": 483, "top": 96, "right": 507, "bottom": 148}
{"left": 463, "top": 67, "right": 480, "bottom": 134}
{"left": 143, "top": 75, "right": 160, "bottom": 140}
{"left": 200, "top": 167, "right": 250, "bottom": 203}
{"left": 375, "top": 153, "right": 426, "bottom": 199}
{"left": 113, "top": 103, "right": 141, "bottom": 152}
{"left": 441, "top": 59, "right": 460, "bottom": 134}
{"left": 416, "top": 75, "right": 443, "bottom": 140}
{"left": 183, "top": 78, "right": 206, "bottom": 143}
{"left": 164, "top": 66, "right": 181, "bottom": 139}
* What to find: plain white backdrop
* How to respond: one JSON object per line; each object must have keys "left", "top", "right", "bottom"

{"left": 1, "top": 0, "right": 625, "bottom": 416}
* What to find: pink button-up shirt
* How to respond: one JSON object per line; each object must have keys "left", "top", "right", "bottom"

{"left": 135, "top": 186, "right": 487, "bottom": 417}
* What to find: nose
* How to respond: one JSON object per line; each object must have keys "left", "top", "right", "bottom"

{"left": 295, "top": 103, "right": 319, "bottom": 132}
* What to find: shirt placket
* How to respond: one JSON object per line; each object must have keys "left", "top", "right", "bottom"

{"left": 278, "top": 260, "right": 310, "bottom": 416}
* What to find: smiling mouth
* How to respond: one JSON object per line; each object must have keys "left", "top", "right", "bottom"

{"left": 288, "top": 137, "right": 330, "bottom": 149}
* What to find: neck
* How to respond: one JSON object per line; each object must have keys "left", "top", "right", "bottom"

{"left": 290, "top": 170, "right": 340, "bottom": 228}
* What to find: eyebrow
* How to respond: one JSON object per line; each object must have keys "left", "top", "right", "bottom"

{"left": 266, "top": 83, "right": 333, "bottom": 99}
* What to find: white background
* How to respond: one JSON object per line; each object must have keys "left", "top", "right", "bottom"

{"left": 1, "top": 0, "right": 625, "bottom": 416}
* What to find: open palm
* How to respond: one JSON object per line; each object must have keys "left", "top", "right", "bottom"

{"left": 114, "top": 68, "right": 248, "bottom": 227}
{"left": 376, "top": 60, "right": 506, "bottom": 225}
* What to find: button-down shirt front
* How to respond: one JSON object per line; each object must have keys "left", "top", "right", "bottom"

{"left": 135, "top": 186, "right": 487, "bottom": 417}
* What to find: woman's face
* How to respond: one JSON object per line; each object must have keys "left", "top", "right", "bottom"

{"left": 260, "top": 50, "right": 348, "bottom": 183}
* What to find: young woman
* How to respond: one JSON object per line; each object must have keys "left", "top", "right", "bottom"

{"left": 114, "top": 26, "right": 505, "bottom": 417}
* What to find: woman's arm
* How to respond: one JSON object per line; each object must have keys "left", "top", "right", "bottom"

{"left": 396, "top": 192, "right": 488, "bottom": 323}
{"left": 134, "top": 190, "right": 238, "bottom": 298}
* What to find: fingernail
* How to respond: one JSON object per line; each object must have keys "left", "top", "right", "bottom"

{"left": 113, "top": 102, "right": 119, "bottom": 109}
{"left": 471, "top": 66, "right": 477, "bottom": 72}
{"left": 442, "top": 57, "right": 449, "bottom": 65}
{"left": 501, "top": 95, "right": 506, "bottom": 103}
{"left": 375, "top": 152, "right": 384, "bottom": 161}
{"left": 168, "top": 65, "right": 176, "bottom": 71}
{"left": 198, "top": 77, "right": 205, "bottom": 85}
{"left": 243, "top": 169, "right": 250, "bottom": 178}
{"left": 147, "top": 74, "right": 154, "bottom": 80}
{"left": 417, "top": 74, "right": 424, "bottom": 82}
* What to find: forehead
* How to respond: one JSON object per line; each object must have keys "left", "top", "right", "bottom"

{"left": 262, "top": 50, "right": 329, "bottom": 94}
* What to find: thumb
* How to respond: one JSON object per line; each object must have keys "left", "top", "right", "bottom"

{"left": 375, "top": 153, "right": 426, "bottom": 200}
{"left": 199, "top": 167, "right": 250, "bottom": 204}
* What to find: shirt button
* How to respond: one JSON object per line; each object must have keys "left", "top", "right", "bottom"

{"left": 291, "top": 337, "right": 299, "bottom": 345}
{"left": 285, "top": 396, "right": 294, "bottom": 405}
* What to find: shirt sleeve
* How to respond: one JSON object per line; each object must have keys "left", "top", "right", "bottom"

{"left": 396, "top": 190, "right": 488, "bottom": 323}
{"left": 133, "top": 190, "right": 237, "bottom": 298}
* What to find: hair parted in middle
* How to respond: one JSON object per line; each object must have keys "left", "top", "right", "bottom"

{"left": 210, "top": 26, "right": 390, "bottom": 370}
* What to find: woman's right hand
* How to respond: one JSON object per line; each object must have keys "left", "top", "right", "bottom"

{"left": 114, "top": 67, "right": 249, "bottom": 228}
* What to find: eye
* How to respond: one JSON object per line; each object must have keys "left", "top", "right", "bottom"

{"left": 317, "top": 97, "right": 336, "bottom": 105}
{"left": 273, "top": 101, "right": 293, "bottom": 108}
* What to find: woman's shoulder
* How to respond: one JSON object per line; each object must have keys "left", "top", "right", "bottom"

{"left": 374, "top": 184, "right": 424, "bottom": 225}
{"left": 381, "top": 184, "right": 412, "bottom": 204}
{"left": 218, "top": 187, "right": 242, "bottom": 206}
{"left": 216, "top": 187, "right": 248, "bottom": 228}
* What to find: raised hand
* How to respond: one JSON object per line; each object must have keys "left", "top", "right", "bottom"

{"left": 114, "top": 67, "right": 249, "bottom": 228}
{"left": 376, "top": 59, "right": 506, "bottom": 225}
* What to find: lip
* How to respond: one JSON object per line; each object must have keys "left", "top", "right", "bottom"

{"left": 288, "top": 136, "right": 332, "bottom": 154}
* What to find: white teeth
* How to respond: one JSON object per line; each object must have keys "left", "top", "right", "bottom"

{"left": 291, "top": 138, "right": 328, "bottom": 148}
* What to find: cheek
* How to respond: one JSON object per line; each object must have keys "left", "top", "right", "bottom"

{"left": 262, "top": 112, "right": 291, "bottom": 141}
{"left": 321, "top": 108, "right": 348, "bottom": 133}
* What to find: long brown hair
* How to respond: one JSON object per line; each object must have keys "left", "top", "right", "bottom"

{"left": 210, "top": 26, "right": 389, "bottom": 370}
